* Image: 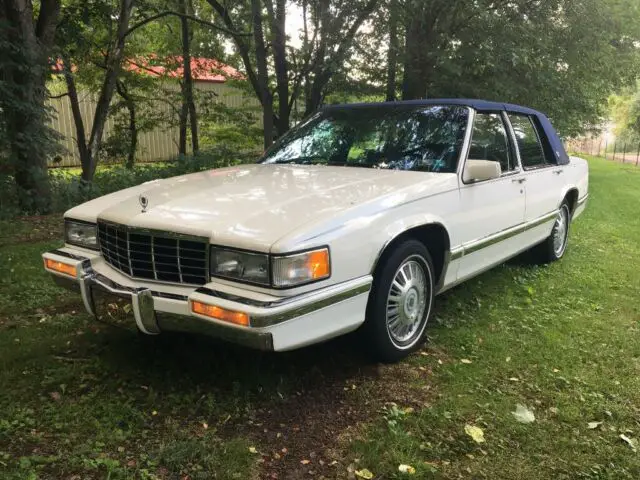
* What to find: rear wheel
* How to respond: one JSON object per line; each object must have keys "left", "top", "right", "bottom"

{"left": 364, "top": 240, "right": 435, "bottom": 362}
{"left": 531, "top": 200, "right": 571, "bottom": 263}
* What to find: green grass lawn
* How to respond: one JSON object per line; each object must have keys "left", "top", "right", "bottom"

{"left": 1, "top": 156, "right": 639, "bottom": 479}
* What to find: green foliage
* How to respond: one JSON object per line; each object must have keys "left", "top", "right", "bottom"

{"left": 346, "top": 0, "right": 640, "bottom": 136}
{"left": 0, "top": 17, "right": 60, "bottom": 212}
{"left": 609, "top": 81, "right": 640, "bottom": 143}
{"left": 0, "top": 148, "right": 260, "bottom": 219}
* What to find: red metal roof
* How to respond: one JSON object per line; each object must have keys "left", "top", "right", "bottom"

{"left": 125, "top": 56, "right": 242, "bottom": 83}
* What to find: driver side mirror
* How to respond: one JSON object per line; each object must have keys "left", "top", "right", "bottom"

{"left": 463, "top": 160, "right": 502, "bottom": 183}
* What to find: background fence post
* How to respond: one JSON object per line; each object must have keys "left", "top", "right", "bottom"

{"left": 613, "top": 140, "right": 617, "bottom": 161}
{"left": 636, "top": 142, "right": 640, "bottom": 166}
{"left": 604, "top": 140, "right": 608, "bottom": 159}
{"left": 598, "top": 138, "right": 602, "bottom": 157}
{"left": 623, "top": 142, "right": 627, "bottom": 163}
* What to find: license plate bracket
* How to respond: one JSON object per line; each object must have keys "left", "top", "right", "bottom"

{"left": 90, "top": 287, "right": 138, "bottom": 332}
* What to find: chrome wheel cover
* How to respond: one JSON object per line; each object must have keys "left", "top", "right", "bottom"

{"left": 385, "top": 255, "right": 432, "bottom": 348}
{"left": 553, "top": 205, "right": 570, "bottom": 257}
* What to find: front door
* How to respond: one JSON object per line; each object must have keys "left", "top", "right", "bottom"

{"left": 456, "top": 111, "right": 526, "bottom": 281}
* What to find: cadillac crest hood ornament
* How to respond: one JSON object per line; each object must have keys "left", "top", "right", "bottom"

{"left": 139, "top": 194, "right": 149, "bottom": 213}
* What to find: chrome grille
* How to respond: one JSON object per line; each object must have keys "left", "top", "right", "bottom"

{"left": 97, "top": 221, "right": 208, "bottom": 285}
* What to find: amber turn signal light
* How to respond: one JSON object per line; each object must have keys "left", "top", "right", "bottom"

{"left": 44, "top": 258, "right": 77, "bottom": 277}
{"left": 191, "top": 301, "right": 250, "bottom": 327}
{"left": 306, "top": 249, "right": 330, "bottom": 279}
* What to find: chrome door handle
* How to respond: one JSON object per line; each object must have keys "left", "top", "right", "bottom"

{"left": 512, "top": 178, "right": 526, "bottom": 184}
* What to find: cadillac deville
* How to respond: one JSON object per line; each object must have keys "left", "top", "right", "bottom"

{"left": 43, "top": 99, "right": 589, "bottom": 361}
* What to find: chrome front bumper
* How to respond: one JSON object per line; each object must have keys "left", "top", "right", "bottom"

{"left": 43, "top": 249, "right": 372, "bottom": 351}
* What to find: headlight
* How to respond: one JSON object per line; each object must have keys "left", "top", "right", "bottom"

{"left": 65, "top": 219, "right": 98, "bottom": 249}
{"left": 272, "top": 248, "right": 330, "bottom": 288}
{"left": 210, "top": 247, "right": 270, "bottom": 285}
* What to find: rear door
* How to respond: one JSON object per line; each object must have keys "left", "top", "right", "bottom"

{"left": 506, "top": 112, "right": 564, "bottom": 224}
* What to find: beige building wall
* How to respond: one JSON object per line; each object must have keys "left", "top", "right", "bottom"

{"left": 46, "top": 81, "right": 260, "bottom": 168}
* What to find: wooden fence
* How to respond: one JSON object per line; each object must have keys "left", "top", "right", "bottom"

{"left": 47, "top": 81, "right": 260, "bottom": 168}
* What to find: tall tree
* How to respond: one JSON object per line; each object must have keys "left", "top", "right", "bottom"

{"left": 1, "top": 0, "right": 61, "bottom": 212}
{"left": 205, "top": 0, "right": 380, "bottom": 146}
{"left": 385, "top": 0, "right": 400, "bottom": 102}
{"left": 115, "top": 80, "right": 138, "bottom": 168}
{"left": 265, "top": 0, "right": 288, "bottom": 134}
{"left": 59, "top": 0, "right": 136, "bottom": 182}
{"left": 251, "top": 0, "right": 274, "bottom": 148}
{"left": 178, "top": 0, "right": 199, "bottom": 155}
{"left": 303, "top": 0, "right": 380, "bottom": 115}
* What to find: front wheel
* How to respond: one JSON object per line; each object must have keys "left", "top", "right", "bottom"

{"left": 364, "top": 240, "right": 435, "bottom": 362}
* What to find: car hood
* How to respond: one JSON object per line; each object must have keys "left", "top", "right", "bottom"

{"left": 66, "top": 164, "right": 454, "bottom": 251}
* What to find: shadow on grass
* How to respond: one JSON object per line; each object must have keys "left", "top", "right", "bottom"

{"left": 81, "top": 326, "right": 389, "bottom": 476}
{"left": 93, "top": 326, "right": 375, "bottom": 394}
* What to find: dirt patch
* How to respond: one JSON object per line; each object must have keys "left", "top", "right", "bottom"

{"left": 0, "top": 214, "right": 64, "bottom": 247}
{"left": 224, "top": 341, "right": 435, "bottom": 479}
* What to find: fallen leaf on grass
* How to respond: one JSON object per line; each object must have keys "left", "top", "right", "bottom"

{"left": 398, "top": 464, "right": 416, "bottom": 474}
{"left": 464, "top": 424, "right": 485, "bottom": 443}
{"left": 620, "top": 434, "right": 637, "bottom": 452}
{"left": 512, "top": 404, "right": 535, "bottom": 424}
{"left": 460, "top": 359, "right": 473, "bottom": 364}
{"left": 355, "top": 468, "right": 374, "bottom": 479}
{"left": 587, "top": 421, "right": 603, "bottom": 430}
{"left": 300, "top": 459, "right": 311, "bottom": 465}
{"left": 249, "top": 447, "right": 258, "bottom": 454}
{"left": 49, "top": 392, "right": 61, "bottom": 401}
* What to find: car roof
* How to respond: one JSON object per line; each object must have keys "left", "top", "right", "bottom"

{"left": 321, "top": 98, "right": 542, "bottom": 116}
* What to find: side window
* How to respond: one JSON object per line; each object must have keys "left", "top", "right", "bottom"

{"left": 508, "top": 114, "right": 548, "bottom": 169}
{"left": 468, "top": 113, "right": 514, "bottom": 173}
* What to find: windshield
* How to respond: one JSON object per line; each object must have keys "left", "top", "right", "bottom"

{"left": 260, "top": 105, "right": 469, "bottom": 173}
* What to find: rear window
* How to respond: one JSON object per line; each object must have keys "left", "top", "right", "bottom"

{"left": 508, "top": 114, "right": 556, "bottom": 168}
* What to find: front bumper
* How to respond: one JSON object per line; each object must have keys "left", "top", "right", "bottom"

{"left": 42, "top": 249, "right": 372, "bottom": 351}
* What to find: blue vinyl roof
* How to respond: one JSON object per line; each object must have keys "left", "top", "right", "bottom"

{"left": 322, "top": 99, "right": 569, "bottom": 165}
{"left": 322, "top": 98, "right": 542, "bottom": 116}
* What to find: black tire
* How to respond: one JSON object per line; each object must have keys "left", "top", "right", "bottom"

{"left": 531, "top": 200, "right": 571, "bottom": 264}
{"left": 364, "top": 239, "right": 435, "bottom": 363}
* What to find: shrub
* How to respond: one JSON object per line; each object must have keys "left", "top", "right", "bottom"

{"left": 0, "top": 148, "right": 260, "bottom": 219}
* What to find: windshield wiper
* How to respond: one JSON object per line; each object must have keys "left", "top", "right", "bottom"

{"left": 275, "top": 156, "right": 328, "bottom": 165}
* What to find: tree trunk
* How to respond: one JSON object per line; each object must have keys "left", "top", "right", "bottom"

{"left": 385, "top": 0, "right": 399, "bottom": 102}
{"left": 116, "top": 80, "right": 137, "bottom": 169}
{"left": 61, "top": 57, "right": 91, "bottom": 172}
{"left": 266, "top": 0, "right": 289, "bottom": 137}
{"left": 252, "top": 0, "right": 274, "bottom": 149}
{"left": 305, "top": 0, "right": 329, "bottom": 116}
{"left": 83, "top": 0, "right": 134, "bottom": 182}
{"left": 206, "top": 0, "right": 263, "bottom": 107}
{"left": 402, "top": 2, "right": 434, "bottom": 100}
{"left": 2, "top": 0, "right": 61, "bottom": 212}
{"left": 178, "top": 101, "right": 188, "bottom": 156}
{"left": 180, "top": 0, "right": 198, "bottom": 155}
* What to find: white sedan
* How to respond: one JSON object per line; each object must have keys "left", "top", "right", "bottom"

{"left": 43, "top": 99, "right": 589, "bottom": 362}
